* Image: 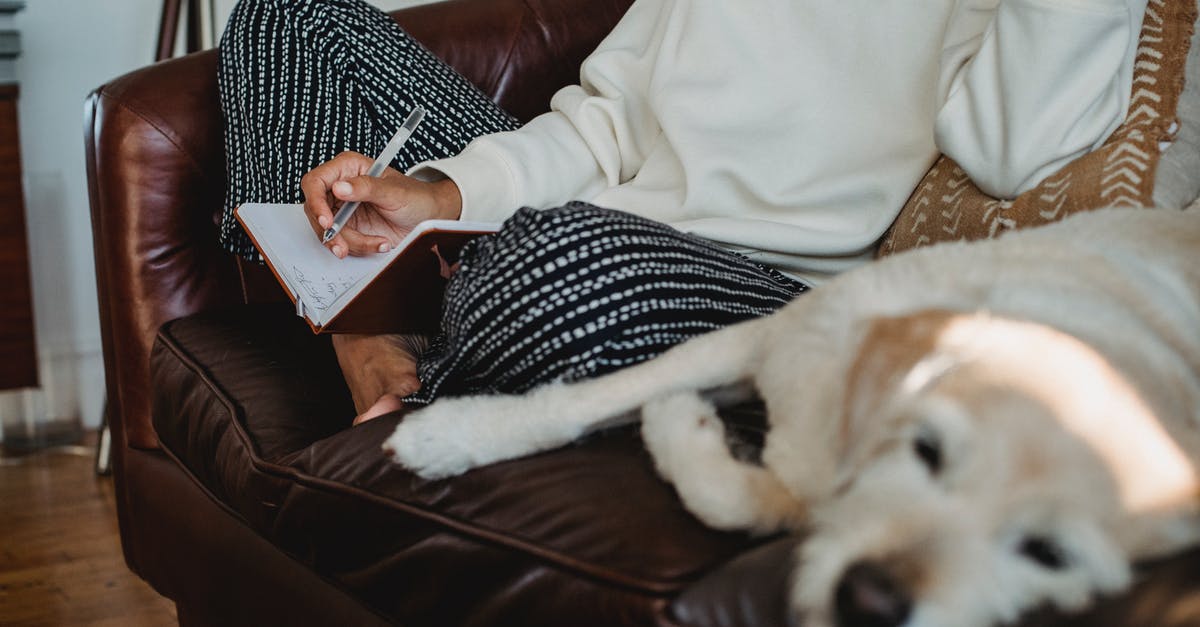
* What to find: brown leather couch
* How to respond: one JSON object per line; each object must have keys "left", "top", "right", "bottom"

{"left": 84, "top": 0, "right": 1200, "bottom": 625}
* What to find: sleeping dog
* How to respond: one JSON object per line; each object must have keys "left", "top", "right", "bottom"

{"left": 384, "top": 206, "right": 1200, "bottom": 627}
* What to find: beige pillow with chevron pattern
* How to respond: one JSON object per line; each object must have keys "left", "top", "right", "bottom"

{"left": 879, "top": 0, "right": 1198, "bottom": 257}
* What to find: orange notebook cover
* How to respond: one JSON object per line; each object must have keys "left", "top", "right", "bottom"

{"left": 235, "top": 203, "right": 498, "bottom": 334}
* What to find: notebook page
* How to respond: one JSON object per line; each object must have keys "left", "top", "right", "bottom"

{"left": 237, "top": 203, "right": 385, "bottom": 325}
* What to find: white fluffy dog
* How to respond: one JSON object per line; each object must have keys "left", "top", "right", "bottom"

{"left": 384, "top": 207, "right": 1200, "bottom": 627}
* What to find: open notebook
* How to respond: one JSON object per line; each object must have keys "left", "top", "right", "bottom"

{"left": 236, "top": 203, "right": 498, "bottom": 333}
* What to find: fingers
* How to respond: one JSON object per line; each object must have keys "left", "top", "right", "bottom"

{"left": 332, "top": 174, "right": 410, "bottom": 215}
{"left": 301, "top": 151, "right": 373, "bottom": 240}
{"left": 319, "top": 227, "right": 391, "bottom": 259}
{"left": 338, "top": 227, "right": 394, "bottom": 257}
{"left": 310, "top": 220, "right": 357, "bottom": 260}
{"left": 326, "top": 177, "right": 399, "bottom": 256}
{"left": 301, "top": 153, "right": 443, "bottom": 258}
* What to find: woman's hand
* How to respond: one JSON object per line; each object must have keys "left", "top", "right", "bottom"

{"left": 301, "top": 151, "right": 463, "bottom": 258}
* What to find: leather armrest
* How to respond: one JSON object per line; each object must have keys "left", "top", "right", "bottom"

{"left": 85, "top": 49, "right": 241, "bottom": 454}
{"left": 85, "top": 0, "right": 633, "bottom": 454}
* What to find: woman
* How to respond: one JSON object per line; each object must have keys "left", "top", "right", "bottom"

{"left": 219, "top": 0, "right": 1147, "bottom": 422}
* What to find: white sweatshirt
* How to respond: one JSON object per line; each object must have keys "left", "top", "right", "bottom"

{"left": 415, "top": 0, "right": 1147, "bottom": 283}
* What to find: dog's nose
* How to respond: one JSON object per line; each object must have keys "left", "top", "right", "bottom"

{"left": 834, "top": 560, "right": 912, "bottom": 627}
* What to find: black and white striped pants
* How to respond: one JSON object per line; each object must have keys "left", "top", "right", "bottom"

{"left": 219, "top": 0, "right": 807, "bottom": 404}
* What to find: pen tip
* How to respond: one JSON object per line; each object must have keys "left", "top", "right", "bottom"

{"left": 322, "top": 228, "right": 334, "bottom": 243}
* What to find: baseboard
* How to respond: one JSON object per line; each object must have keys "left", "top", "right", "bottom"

{"left": 0, "top": 345, "right": 106, "bottom": 446}
{"left": 0, "top": 415, "right": 85, "bottom": 453}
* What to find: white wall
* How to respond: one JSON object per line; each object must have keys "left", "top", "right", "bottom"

{"left": 4, "top": 0, "right": 439, "bottom": 440}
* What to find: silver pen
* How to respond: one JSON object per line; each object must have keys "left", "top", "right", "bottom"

{"left": 322, "top": 106, "right": 427, "bottom": 244}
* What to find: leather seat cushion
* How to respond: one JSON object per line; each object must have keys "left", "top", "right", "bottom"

{"left": 149, "top": 304, "right": 764, "bottom": 624}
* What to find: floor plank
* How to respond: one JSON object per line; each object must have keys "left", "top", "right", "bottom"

{"left": 0, "top": 445, "right": 177, "bottom": 626}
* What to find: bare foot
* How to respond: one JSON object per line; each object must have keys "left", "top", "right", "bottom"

{"left": 354, "top": 393, "right": 407, "bottom": 425}
{"left": 332, "top": 333, "right": 426, "bottom": 424}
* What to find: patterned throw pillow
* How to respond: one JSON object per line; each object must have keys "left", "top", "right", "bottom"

{"left": 878, "top": 0, "right": 1198, "bottom": 257}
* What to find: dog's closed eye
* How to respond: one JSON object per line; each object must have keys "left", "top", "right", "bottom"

{"left": 1018, "top": 536, "right": 1068, "bottom": 571}
{"left": 913, "top": 427, "right": 943, "bottom": 475}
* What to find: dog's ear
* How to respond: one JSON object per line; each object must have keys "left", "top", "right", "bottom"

{"left": 838, "top": 310, "right": 962, "bottom": 470}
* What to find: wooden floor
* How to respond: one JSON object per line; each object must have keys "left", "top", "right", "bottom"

{"left": 0, "top": 443, "right": 177, "bottom": 626}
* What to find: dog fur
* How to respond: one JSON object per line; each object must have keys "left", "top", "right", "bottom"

{"left": 384, "top": 206, "right": 1200, "bottom": 627}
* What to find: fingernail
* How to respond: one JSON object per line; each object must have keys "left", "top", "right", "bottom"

{"left": 332, "top": 245, "right": 345, "bottom": 257}
{"left": 378, "top": 243, "right": 390, "bottom": 253}
{"left": 318, "top": 215, "right": 330, "bottom": 228}
{"left": 333, "top": 181, "right": 352, "bottom": 196}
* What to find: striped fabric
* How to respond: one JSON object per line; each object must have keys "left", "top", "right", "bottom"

{"left": 218, "top": 0, "right": 519, "bottom": 260}
{"left": 218, "top": 0, "right": 807, "bottom": 403}
{"left": 406, "top": 204, "right": 807, "bottom": 404}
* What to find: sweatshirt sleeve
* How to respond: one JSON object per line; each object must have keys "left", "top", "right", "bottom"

{"left": 408, "top": 0, "right": 674, "bottom": 223}
{"left": 934, "top": 0, "right": 1148, "bottom": 198}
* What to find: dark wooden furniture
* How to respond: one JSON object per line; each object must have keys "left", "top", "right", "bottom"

{"left": 155, "top": 0, "right": 205, "bottom": 62}
{"left": 0, "top": 83, "right": 37, "bottom": 391}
